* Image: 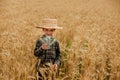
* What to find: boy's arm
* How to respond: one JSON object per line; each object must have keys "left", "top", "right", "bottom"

{"left": 54, "top": 41, "right": 61, "bottom": 65}
{"left": 34, "top": 39, "right": 43, "bottom": 57}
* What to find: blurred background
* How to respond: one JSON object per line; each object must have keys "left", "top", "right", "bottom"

{"left": 0, "top": 0, "right": 120, "bottom": 80}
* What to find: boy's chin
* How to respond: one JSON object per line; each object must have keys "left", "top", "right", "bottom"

{"left": 45, "top": 34, "right": 52, "bottom": 36}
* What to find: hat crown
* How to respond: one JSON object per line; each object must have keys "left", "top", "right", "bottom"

{"left": 37, "top": 18, "right": 62, "bottom": 29}
{"left": 42, "top": 19, "right": 57, "bottom": 27}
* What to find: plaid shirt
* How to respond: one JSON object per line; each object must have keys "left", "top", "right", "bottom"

{"left": 34, "top": 35, "right": 61, "bottom": 65}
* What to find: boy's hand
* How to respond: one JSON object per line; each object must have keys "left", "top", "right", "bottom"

{"left": 41, "top": 44, "right": 48, "bottom": 50}
{"left": 53, "top": 64, "right": 58, "bottom": 71}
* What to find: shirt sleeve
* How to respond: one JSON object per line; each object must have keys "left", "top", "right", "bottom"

{"left": 54, "top": 41, "right": 61, "bottom": 65}
{"left": 34, "top": 39, "right": 43, "bottom": 58}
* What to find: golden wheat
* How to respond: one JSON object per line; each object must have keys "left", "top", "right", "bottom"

{"left": 0, "top": 0, "right": 120, "bottom": 80}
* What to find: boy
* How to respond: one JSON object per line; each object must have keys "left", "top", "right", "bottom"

{"left": 34, "top": 19, "right": 62, "bottom": 80}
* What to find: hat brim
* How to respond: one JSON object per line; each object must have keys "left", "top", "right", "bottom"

{"left": 36, "top": 26, "right": 63, "bottom": 29}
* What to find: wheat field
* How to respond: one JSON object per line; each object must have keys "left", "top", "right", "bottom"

{"left": 0, "top": 0, "right": 120, "bottom": 80}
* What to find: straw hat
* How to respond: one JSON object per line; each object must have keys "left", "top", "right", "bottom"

{"left": 36, "top": 19, "right": 63, "bottom": 29}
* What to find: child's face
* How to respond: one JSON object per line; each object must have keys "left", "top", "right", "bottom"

{"left": 42, "top": 28, "right": 55, "bottom": 36}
